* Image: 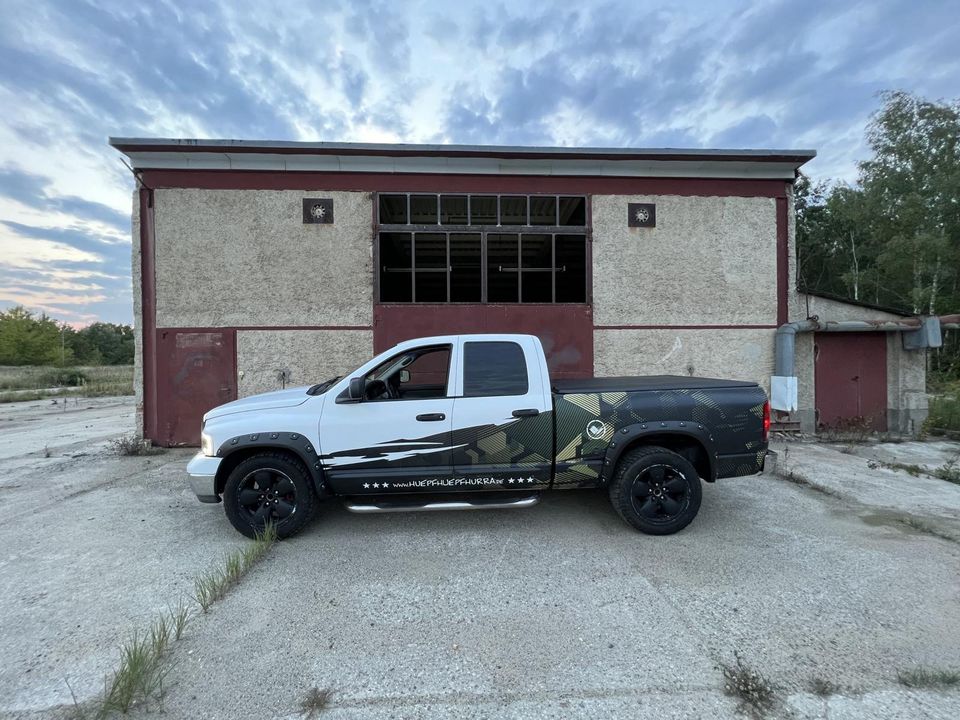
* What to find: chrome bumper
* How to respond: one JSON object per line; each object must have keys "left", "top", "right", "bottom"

{"left": 187, "top": 453, "right": 222, "bottom": 503}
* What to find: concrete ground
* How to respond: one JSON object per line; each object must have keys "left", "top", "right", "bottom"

{"left": 1, "top": 400, "right": 959, "bottom": 719}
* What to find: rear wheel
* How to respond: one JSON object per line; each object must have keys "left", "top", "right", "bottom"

{"left": 223, "top": 451, "right": 317, "bottom": 539}
{"left": 608, "top": 445, "right": 702, "bottom": 535}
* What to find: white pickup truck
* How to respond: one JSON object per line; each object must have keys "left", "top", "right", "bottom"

{"left": 188, "top": 333, "right": 769, "bottom": 539}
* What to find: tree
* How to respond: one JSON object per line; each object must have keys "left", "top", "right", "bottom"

{"left": 0, "top": 306, "right": 73, "bottom": 366}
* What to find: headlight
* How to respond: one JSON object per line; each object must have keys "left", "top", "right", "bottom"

{"left": 201, "top": 432, "right": 215, "bottom": 457}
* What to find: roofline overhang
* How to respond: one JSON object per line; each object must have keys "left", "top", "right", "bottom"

{"left": 109, "top": 137, "right": 816, "bottom": 180}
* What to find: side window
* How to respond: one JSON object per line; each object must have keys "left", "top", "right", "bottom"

{"left": 363, "top": 345, "right": 451, "bottom": 400}
{"left": 463, "top": 342, "right": 528, "bottom": 397}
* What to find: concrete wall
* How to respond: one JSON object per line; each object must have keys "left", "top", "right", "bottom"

{"left": 592, "top": 194, "right": 778, "bottom": 325}
{"left": 152, "top": 189, "right": 372, "bottom": 328}
{"left": 236, "top": 329, "right": 373, "bottom": 397}
{"left": 594, "top": 328, "right": 774, "bottom": 388}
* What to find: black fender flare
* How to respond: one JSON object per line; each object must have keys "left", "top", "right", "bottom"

{"left": 599, "top": 421, "right": 718, "bottom": 483}
{"left": 215, "top": 432, "right": 329, "bottom": 497}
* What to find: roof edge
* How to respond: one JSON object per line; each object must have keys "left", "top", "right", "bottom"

{"left": 108, "top": 137, "right": 816, "bottom": 165}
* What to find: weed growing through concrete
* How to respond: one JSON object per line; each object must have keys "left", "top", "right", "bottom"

{"left": 897, "top": 667, "right": 960, "bottom": 688}
{"left": 195, "top": 524, "right": 277, "bottom": 612}
{"left": 867, "top": 455, "right": 960, "bottom": 485}
{"left": 300, "top": 687, "right": 334, "bottom": 717}
{"left": 170, "top": 598, "right": 190, "bottom": 641}
{"left": 99, "top": 614, "right": 175, "bottom": 716}
{"left": 809, "top": 677, "right": 843, "bottom": 696}
{"left": 719, "top": 652, "right": 776, "bottom": 718}
{"left": 780, "top": 470, "right": 841, "bottom": 498}
{"left": 111, "top": 435, "right": 166, "bottom": 457}
{"left": 896, "top": 516, "right": 958, "bottom": 544}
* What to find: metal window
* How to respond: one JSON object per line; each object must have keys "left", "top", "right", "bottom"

{"left": 376, "top": 193, "right": 589, "bottom": 304}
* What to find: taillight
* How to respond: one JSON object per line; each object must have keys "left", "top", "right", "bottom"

{"left": 762, "top": 400, "right": 771, "bottom": 441}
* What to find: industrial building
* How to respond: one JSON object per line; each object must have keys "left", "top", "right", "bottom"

{"left": 110, "top": 138, "right": 931, "bottom": 445}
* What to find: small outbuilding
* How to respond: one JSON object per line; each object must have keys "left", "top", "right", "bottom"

{"left": 110, "top": 138, "right": 934, "bottom": 445}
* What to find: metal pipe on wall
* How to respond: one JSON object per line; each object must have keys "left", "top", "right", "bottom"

{"left": 770, "top": 314, "right": 960, "bottom": 411}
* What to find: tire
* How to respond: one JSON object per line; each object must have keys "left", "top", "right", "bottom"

{"left": 608, "top": 445, "right": 702, "bottom": 535}
{"left": 223, "top": 451, "right": 317, "bottom": 539}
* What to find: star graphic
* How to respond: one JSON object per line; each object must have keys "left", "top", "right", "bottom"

{"left": 507, "top": 478, "right": 515, "bottom": 484}
{"left": 363, "top": 483, "right": 370, "bottom": 489}
{"left": 372, "top": 482, "right": 379, "bottom": 489}
{"left": 382, "top": 482, "right": 389, "bottom": 488}
{"left": 527, "top": 477, "right": 535, "bottom": 483}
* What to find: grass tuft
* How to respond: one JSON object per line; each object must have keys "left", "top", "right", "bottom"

{"left": 719, "top": 652, "right": 776, "bottom": 718}
{"left": 897, "top": 667, "right": 960, "bottom": 689}
{"left": 300, "top": 687, "right": 334, "bottom": 718}
{"left": 195, "top": 524, "right": 277, "bottom": 612}
{"left": 111, "top": 435, "right": 166, "bottom": 456}
{"left": 809, "top": 677, "right": 844, "bottom": 696}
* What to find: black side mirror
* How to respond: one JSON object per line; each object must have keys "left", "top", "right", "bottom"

{"left": 348, "top": 377, "right": 365, "bottom": 401}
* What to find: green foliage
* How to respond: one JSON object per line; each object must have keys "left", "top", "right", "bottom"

{"left": 796, "top": 91, "right": 960, "bottom": 380}
{"left": 0, "top": 306, "right": 133, "bottom": 367}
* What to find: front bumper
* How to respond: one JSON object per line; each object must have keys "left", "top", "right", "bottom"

{"left": 187, "top": 452, "right": 222, "bottom": 503}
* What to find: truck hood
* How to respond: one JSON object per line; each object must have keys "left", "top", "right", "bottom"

{"left": 204, "top": 386, "right": 311, "bottom": 421}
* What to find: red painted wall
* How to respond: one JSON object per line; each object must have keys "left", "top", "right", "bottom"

{"left": 374, "top": 304, "right": 593, "bottom": 380}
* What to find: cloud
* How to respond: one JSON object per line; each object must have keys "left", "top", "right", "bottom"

{"left": 1, "top": 0, "right": 957, "bottom": 325}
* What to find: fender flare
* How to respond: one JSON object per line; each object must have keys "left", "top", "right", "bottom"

{"left": 215, "top": 432, "right": 329, "bottom": 497}
{"left": 599, "top": 421, "right": 718, "bottom": 483}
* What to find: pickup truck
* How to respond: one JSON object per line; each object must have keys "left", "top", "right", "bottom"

{"left": 187, "top": 334, "right": 769, "bottom": 539}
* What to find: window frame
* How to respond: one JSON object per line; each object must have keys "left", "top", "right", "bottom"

{"left": 357, "top": 343, "right": 454, "bottom": 402}
{"left": 375, "top": 192, "right": 592, "bottom": 305}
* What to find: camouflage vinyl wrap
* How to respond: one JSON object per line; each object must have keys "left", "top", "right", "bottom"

{"left": 553, "top": 386, "right": 768, "bottom": 488}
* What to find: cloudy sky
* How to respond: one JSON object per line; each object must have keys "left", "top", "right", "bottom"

{"left": 0, "top": 0, "right": 957, "bottom": 326}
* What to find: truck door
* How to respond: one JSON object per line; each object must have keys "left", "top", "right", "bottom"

{"left": 318, "top": 344, "right": 455, "bottom": 494}
{"left": 450, "top": 337, "right": 554, "bottom": 489}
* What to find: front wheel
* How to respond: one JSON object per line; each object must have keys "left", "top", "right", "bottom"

{"left": 608, "top": 445, "right": 702, "bottom": 535}
{"left": 223, "top": 451, "right": 317, "bottom": 539}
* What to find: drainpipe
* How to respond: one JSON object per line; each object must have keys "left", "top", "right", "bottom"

{"left": 770, "top": 314, "right": 960, "bottom": 412}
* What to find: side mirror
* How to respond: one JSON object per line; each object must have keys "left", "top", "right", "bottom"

{"left": 348, "top": 377, "right": 365, "bottom": 401}
{"left": 399, "top": 369, "right": 410, "bottom": 384}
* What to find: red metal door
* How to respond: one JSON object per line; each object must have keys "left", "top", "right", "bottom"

{"left": 155, "top": 330, "right": 237, "bottom": 446}
{"left": 814, "top": 333, "right": 887, "bottom": 431}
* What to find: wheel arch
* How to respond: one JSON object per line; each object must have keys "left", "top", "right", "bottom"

{"left": 601, "top": 422, "right": 717, "bottom": 483}
{"left": 214, "top": 432, "right": 329, "bottom": 497}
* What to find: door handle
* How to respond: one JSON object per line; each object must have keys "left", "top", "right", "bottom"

{"left": 512, "top": 408, "right": 539, "bottom": 417}
{"left": 416, "top": 413, "right": 446, "bottom": 421}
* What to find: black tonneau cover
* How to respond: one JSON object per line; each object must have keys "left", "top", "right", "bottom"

{"left": 552, "top": 375, "right": 758, "bottom": 394}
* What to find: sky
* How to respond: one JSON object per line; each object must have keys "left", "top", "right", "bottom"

{"left": 0, "top": 0, "right": 957, "bottom": 327}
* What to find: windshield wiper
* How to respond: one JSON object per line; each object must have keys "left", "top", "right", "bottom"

{"left": 307, "top": 376, "right": 341, "bottom": 395}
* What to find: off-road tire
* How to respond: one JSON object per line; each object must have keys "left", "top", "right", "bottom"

{"left": 223, "top": 451, "right": 317, "bottom": 539}
{"left": 608, "top": 445, "right": 702, "bottom": 535}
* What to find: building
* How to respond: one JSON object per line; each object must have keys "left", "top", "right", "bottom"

{"left": 110, "top": 138, "right": 930, "bottom": 446}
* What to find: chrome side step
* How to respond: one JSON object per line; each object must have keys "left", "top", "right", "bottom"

{"left": 344, "top": 495, "right": 540, "bottom": 514}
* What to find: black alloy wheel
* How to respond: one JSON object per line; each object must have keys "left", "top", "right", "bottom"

{"left": 608, "top": 445, "right": 703, "bottom": 535}
{"left": 630, "top": 463, "right": 691, "bottom": 523}
{"left": 223, "top": 451, "right": 317, "bottom": 539}
{"left": 237, "top": 469, "right": 298, "bottom": 524}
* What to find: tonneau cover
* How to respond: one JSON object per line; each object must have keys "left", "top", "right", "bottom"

{"left": 552, "top": 375, "right": 758, "bottom": 394}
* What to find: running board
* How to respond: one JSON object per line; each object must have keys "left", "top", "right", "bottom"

{"left": 344, "top": 495, "right": 540, "bottom": 514}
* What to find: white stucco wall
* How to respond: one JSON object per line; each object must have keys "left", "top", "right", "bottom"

{"left": 594, "top": 328, "right": 774, "bottom": 391}
{"left": 591, "top": 194, "right": 778, "bottom": 326}
{"left": 152, "top": 189, "right": 372, "bottom": 328}
{"left": 236, "top": 329, "right": 373, "bottom": 397}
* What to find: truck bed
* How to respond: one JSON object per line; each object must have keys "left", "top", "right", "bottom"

{"left": 552, "top": 375, "right": 758, "bottom": 394}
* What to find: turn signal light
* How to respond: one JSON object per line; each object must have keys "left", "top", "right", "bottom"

{"left": 762, "top": 400, "right": 771, "bottom": 441}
